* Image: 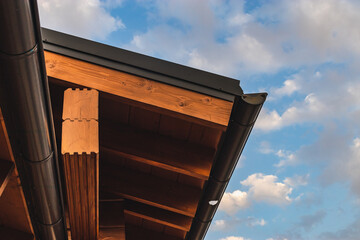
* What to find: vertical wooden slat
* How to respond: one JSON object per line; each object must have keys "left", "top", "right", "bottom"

{"left": 62, "top": 89, "right": 99, "bottom": 240}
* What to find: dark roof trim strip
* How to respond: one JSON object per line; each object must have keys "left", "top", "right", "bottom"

{"left": 41, "top": 28, "right": 243, "bottom": 102}
{"left": 187, "top": 93, "right": 267, "bottom": 240}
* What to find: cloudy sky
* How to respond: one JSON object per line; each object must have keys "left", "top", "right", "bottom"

{"left": 38, "top": 0, "right": 360, "bottom": 239}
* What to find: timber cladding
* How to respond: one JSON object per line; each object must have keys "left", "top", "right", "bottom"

{"left": 61, "top": 89, "right": 99, "bottom": 240}
{"left": 44, "top": 51, "right": 233, "bottom": 129}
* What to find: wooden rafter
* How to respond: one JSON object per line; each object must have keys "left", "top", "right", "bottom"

{"left": 100, "top": 122, "right": 215, "bottom": 180}
{"left": 100, "top": 164, "right": 201, "bottom": 217}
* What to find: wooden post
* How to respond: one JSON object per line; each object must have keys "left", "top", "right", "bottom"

{"left": 62, "top": 89, "right": 99, "bottom": 240}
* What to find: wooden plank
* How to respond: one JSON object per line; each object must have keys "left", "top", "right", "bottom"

{"left": 0, "top": 113, "right": 13, "bottom": 162}
{"left": 101, "top": 122, "right": 215, "bottom": 180}
{"left": 44, "top": 51, "right": 233, "bottom": 128}
{"left": 0, "top": 159, "right": 14, "bottom": 197}
{"left": 62, "top": 120, "right": 99, "bottom": 155}
{"left": 100, "top": 164, "right": 201, "bottom": 217}
{"left": 0, "top": 108, "right": 34, "bottom": 236}
{"left": 63, "top": 89, "right": 98, "bottom": 120}
{"left": 99, "top": 228, "right": 125, "bottom": 240}
{"left": 99, "top": 200, "right": 126, "bottom": 239}
{"left": 125, "top": 224, "right": 183, "bottom": 240}
{"left": 0, "top": 171, "right": 34, "bottom": 235}
{"left": 0, "top": 226, "right": 33, "bottom": 240}
{"left": 125, "top": 201, "right": 192, "bottom": 231}
{"left": 100, "top": 200, "right": 125, "bottom": 228}
{"left": 62, "top": 88, "right": 99, "bottom": 240}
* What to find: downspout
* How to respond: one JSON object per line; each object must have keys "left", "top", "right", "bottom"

{"left": 187, "top": 93, "right": 267, "bottom": 239}
{"left": 0, "top": 1, "right": 67, "bottom": 239}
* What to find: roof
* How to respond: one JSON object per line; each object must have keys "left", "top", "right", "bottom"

{"left": 0, "top": 24, "right": 266, "bottom": 240}
{"left": 41, "top": 28, "right": 244, "bottom": 102}
{"left": 43, "top": 28, "right": 266, "bottom": 240}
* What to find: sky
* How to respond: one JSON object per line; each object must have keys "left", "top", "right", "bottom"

{"left": 38, "top": 0, "right": 360, "bottom": 239}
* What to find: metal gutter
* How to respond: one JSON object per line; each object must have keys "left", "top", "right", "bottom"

{"left": 187, "top": 93, "right": 267, "bottom": 240}
{"left": 41, "top": 28, "right": 242, "bottom": 102}
{"left": 0, "top": 1, "right": 67, "bottom": 239}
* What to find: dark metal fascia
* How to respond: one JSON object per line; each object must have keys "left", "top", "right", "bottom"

{"left": 0, "top": 1, "right": 67, "bottom": 239}
{"left": 187, "top": 93, "right": 267, "bottom": 240}
{"left": 41, "top": 28, "right": 243, "bottom": 102}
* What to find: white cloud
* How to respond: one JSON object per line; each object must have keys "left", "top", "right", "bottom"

{"left": 126, "top": 0, "right": 360, "bottom": 78}
{"left": 219, "top": 190, "right": 250, "bottom": 215}
{"left": 298, "top": 210, "right": 326, "bottom": 231}
{"left": 210, "top": 217, "right": 266, "bottom": 232}
{"left": 256, "top": 92, "right": 329, "bottom": 131}
{"left": 319, "top": 218, "right": 360, "bottom": 240}
{"left": 284, "top": 174, "right": 310, "bottom": 187}
{"left": 212, "top": 219, "right": 226, "bottom": 231}
{"left": 220, "top": 237, "right": 250, "bottom": 240}
{"left": 275, "top": 150, "right": 297, "bottom": 167}
{"left": 259, "top": 141, "right": 274, "bottom": 154}
{"left": 320, "top": 137, "right": 360, "bottom": 196}
{"left": 251, "top": 218, "right": 267, "bottom": 227}
{"left": 241, "top": 173, "right": 293, "bottom": 205}
{"left": 269, "top": 79, "right": 301, "bottom": 100}
{"left": 38, "top": 0, "right": 125, "bottom": 40}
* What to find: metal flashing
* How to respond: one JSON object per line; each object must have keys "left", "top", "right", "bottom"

{"left": 41, "top": 28, "right": 243, "bottom": 101}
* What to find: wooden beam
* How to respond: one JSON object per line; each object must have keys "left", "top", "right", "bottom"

{"left": 101, "top": 122, "right": 215, "bottom": 180}
{"left": 100, "top": 200, "right": 125, "bottom": 228}
{"left": 62, "top": 89, "right": 99, "bottom": 240}
{"left": 44, "top": 51, "right": 233, "bottom": 128}
{"left": 0, "top": 159, "right": 14, "bottom": 197}
{"left": 0, "top": 108, "right": 34, "bottom": 236}
{"left": 125, "top": 201, "right": 192, "bottom": 231}
{"left": 99, "top": 228, "right": 126, "bottom": 240}
{"left": 100, "top": 164, "right": 201, "bottom": 217}
{"left": 99, "top": 200, "right": 125, "bottom": 240}
{"left": 0, "top": 226, "right": 34, "bottom": 240}
{"left": 125, "top": 224, "right": 183, "bottom": 240}
{"left": 0, "top": 171, "right": 34, "bottom": 236}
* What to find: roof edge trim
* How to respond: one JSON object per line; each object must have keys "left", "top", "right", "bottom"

{"left": 41, "top": 28, "right": 243, "bottom": 101}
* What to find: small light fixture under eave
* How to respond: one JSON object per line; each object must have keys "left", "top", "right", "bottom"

{"left": 209, "top": 200, "right": 219, "bottom": 206}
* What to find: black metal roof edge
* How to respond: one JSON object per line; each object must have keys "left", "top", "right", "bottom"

{"left": 41, "top": 28, "right": 243, "bottom": 101}
{"left": 187, "top": 93, "right": 267, "bottom": 240}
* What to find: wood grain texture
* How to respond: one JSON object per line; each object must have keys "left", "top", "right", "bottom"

{"left": 0, "top": 108, "right": 34, "bottom": 236}
{"left": 101, "top": 122, "right": 215, "bottom": 180}
{"left": 63, "top": 89, "right": 99, "bottom": 120}
{"left": 125, "top": 224, "right": 183, "bottom": 240}
{"left": 62, "top": 120, "right": 99, "bottom": 155}
{"left": 100, "top": 200, "right": 125, "bottom": 228}
{"left": 62, "top": 89, "right": 99, "bottom": 240}
{"left": 0, "top": 159, "right": 14, "bottom": 197}
{"left": 99, "top": 228, "right": 126, "bottom": 240}
{"left": 44, "top": 51, "right": 233, "bottom": 127}
{"left": 0, "top": 171, "right": 34, "bottom": 235}
{"left": 99, "top": 200, "right": 126, "bottom": 239}
{"left": 63, "top": 153, "right": 99, "bottom": 240}
{"left": 100, "top": 164, "right": 201, "bottom": 217}
{"left": 0, "top": 226, "right": 34, "bottom": 240}
{"left": 125, "top": 201, "right": 192, "bottom": 231}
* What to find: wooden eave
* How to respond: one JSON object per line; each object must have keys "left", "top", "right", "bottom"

{"left": 0, "top": 109, "right": 35, "bottom": 239}
{"left": 41, "top": 28, "right": 246, "bottom": 240}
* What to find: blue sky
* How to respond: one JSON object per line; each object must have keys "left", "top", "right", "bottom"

{"left": 38, "top": 1, "right": 360, "bottom": 239}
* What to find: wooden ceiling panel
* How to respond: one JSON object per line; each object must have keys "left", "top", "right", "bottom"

{"left": 125, "top": 201, "right": 192, "bottom": 232}
{"left": 100, "top": 163, "right": 201, "bottom": 217}
{"left": 125, "top": 224, "right": 184, "bottom": 240}
{"left": 101, "top": 122, "right": 214, "bottom": 180}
